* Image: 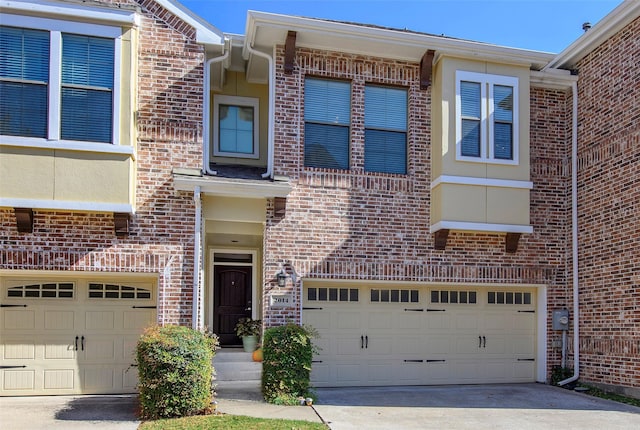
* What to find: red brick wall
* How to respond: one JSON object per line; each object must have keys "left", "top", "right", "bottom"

{"left": 264, "top": 45, "right": 573, "bottom": 383}
{"left": 0, "top": 0, "right": 204, "bottom": 326}
{"left": 574, "top": 16, "right": 640, "bottom": 392}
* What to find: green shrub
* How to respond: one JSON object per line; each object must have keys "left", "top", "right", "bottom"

{"left": 261, "top": 323, "right": 317, "bottom": 404}
{"left": 136, "top": 325, "right": 218, "bottom": 419}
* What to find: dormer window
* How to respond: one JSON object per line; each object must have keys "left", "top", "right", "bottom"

{"left": 456, "top": 71, "right": 519, "bottom": 165}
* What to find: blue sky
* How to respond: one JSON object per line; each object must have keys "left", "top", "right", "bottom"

{"left": 178, "top": 0, "right": 622, "bottom": 53}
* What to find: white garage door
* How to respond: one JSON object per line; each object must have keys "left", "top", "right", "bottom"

{"left": 303, "top": 285, "right": 536, "bottom": 387}
{"left": 1, "top": 278, "right": 156, "bottom": 396}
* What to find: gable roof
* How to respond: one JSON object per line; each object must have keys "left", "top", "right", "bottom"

{"left": 155, "top": 0, "right": 224, "bottom": 46}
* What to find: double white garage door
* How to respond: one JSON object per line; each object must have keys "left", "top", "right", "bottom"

{"left": 303, "top": 284, "right": 537, "bottom": 387}
{"left": 1, "top": 278, "right": 156, "bottom": 396}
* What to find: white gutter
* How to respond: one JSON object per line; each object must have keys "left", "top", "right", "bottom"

{"left": 203, "top": 42, "right": 230, "bottom": 176}
{"left": 559, "top": 81, "right": 580, "bottom": 386}
{"left": 244, "top": 43, "right": 275, "bottom": 179}
{"left": 192, "top": 186, "right": 202, "bottom": 330}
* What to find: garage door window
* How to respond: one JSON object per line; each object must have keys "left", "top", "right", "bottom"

{"left": 307, "top": 287, "right": 358, "bottom": 302}
{"left": 370, "top": 288, "right": 418, "bottom": 303}
{"left": 6, "top": 282, "right": 74, "bottom": 298}
{"left": 88, "top": 283, "right": 152, "bottom": 299}
{"left": 431, "top": 290, "right": 477, "bottom": 304}
{"left": 488, "top": 291, "right": 531, "bottom": 305}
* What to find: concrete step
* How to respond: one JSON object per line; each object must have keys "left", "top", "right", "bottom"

{"left": 213, "top": 348, "right": 262, "bottom": 381}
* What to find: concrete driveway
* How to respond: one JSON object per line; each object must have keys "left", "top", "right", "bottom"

{"left": 313, "top": 384, "right": 640, "bottom": 430}
{"left": 0, "top": 394, "right": 139, "bottom": 430}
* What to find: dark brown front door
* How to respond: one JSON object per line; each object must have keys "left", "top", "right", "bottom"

{"left": 213, "top": 266, "right": 252, "bottom": 346}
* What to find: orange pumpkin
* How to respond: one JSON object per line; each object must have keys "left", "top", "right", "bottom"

{"left": 252, "top": 348, "right": 263, "bottom": 362}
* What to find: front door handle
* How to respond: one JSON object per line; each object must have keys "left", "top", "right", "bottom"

{"left": 245, "top": 307, "right": 251, "bottom": 311}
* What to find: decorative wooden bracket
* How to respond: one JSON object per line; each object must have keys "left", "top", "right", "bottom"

{"left": 505, "top": 232, "right": 521, "bottom": 253}
{"left": 420, "top": 49, "right": 435, "bottom": 89}
{"left": 114, "top": 213, "right": 130, "bottom": 237}
{"left": 434, "top": 229, "right": 449, "bottom": 250}
{"left": 15, "top": 208, "right": 33, "bottom": 233}
{"left": 274, "top": 197, "right": 287, "bottom": 217}
{"left": 284, "top": 31, "right": 297, "bottom": 74}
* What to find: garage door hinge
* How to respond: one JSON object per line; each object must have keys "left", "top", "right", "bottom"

{"left": 517, "top": 310, "right": 535, "bottom": 313}
{"left": 426, "top": 359, "right": 446, "bottom": 363}
{"left": 0, "top": 365, "right": 27, "bottom": 369}
{"left": 517, "top": 358, "right": 535, "bottom": 362}
{"left": 404, "top": 308, "right": 423, "bottom": 312}
{"left": 426, "top": 308, "right": 446, "bottom": 312}
{"left": 312, "top": 360, "right": 323, "bottom": 363}
{"left": 404, "top": 359, "right": 424, "bottom": 363}
{"left": 303, "top": 307, "right": 323, "bottom": 310}
{"left": 132, "top": 306, "right": 157, "bottom": 309}
{"left": 0, "top": 304, "right": 27, "bottom": 308}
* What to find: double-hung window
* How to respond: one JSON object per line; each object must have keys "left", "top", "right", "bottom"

{"left": 364, "top": 85, "right": 407, "bottom": 174}
{"left": 304, "top": 77, "right": 351, "bottom": 170}
{"left": 0, "top": 16, "right": 120, "bottom": 146}
{"left": 456, "top": 71, "right": 518, "bottom": 164}
{"left": 213, "top": 95, "right": 259, "bottom": 158}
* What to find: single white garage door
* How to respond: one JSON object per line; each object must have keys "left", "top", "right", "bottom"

{"left": 303, "top": 285, "right": 536, "bottom": 387}
{"left": 1, "top": 278, "right": 156, "bottom": 396}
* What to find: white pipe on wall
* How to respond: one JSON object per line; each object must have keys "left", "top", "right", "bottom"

{"left": 559, "top": 81, "right": 580, "bottom": 386}
{"left": 192, "top": 185, "right": 202, "bottom": 330}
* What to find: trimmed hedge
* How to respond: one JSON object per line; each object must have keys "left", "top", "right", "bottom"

{"left": 136, "top": 325, "right": 218, "bottom": 419}
{"left": 261, "top": 323, "right": 316, "bottom": 404}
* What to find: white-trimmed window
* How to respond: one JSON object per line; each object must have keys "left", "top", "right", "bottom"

{"left": 456, "top": 71, "right": 518, "bottom": 164}
{"left": 213, "top": 95, "right": 259, "bottom": 159}
{"left": 0, "top": 15, "right": 121, "bottom": 146}
{"left": 364, "top": 85, "right": 407, "bottom": 174}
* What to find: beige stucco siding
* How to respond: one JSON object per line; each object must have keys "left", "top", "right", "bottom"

{"left": 210, "top": 72, "right": 269, "bottom": 167}
{"left": 202, "top": 196, "right": 267, "bottom": 223}
{"left": 0, "top": 147, "right": 55, "bottom": 200}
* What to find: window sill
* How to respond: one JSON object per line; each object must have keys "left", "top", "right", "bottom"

{"left": 456, "top": 155, "right": 519, "bottom": 166}
{"left": 0, "top": 137, "right": 135, "bottom": 159}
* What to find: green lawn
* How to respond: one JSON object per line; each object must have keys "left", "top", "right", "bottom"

{"left": 139, "top": 414, "right": 328, "bottom": 430}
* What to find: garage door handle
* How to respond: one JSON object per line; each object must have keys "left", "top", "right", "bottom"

{"left": 361, "top": 335, "right": 364, "bottom": 349}
{"left": 75, "top": 336, "right": 79, "bottom": 351}
{"left": 81, "top": 336, "right": 85, "bottom": 351}
{"left": 365, "top": 335, "right": 368, "bottom": 349}
{"left": 483, "top": 336, "right": 486, "bottom": 348}
{"left": 479, "top": 336, "right": 482, "bottom": 348}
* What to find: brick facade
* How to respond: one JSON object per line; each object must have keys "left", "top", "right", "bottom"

{"left": 0, "top": 0, "right": 204, "bottom": 326}
{"left": 574, "top": 16, "right": 640, "bottom": 393}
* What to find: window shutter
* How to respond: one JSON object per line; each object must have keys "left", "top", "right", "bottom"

{"left": 61, "top": 34, "right": 114, "bottom": 143}
{"left": 0, "top": 27, "right": 49, "bottom": 137}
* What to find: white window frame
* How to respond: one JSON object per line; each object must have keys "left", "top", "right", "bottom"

{"left": 213, "top": 95, "right": 260, "bottom": 159}
{"left": 455, "top": 71, "right": 519, "bottom": 165}
{"left": 0, "top": 13, "right": 124, "bottom": 152}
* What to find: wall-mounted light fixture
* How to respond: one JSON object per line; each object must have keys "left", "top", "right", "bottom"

{"left": 276, "top": 266, "right": 288, "bottom": 288}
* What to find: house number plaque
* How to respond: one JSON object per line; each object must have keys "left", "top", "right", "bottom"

{"left": 270, "top": 293, "right": 293, "bottom": 308}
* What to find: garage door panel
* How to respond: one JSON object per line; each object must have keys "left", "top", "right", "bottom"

{"left": 367, "top": 336, "right": 393, "bottom": 355}
{"left": 513, "top": 360, "right": 535, "bottom": 380}
{"left": 85, "top": 311, "right": 115, "bottom": 330}
{"left": 123, "top": 309, "right": 154, "bottom": 330}
{"left": 44, "top": 310, "right": 75, "bottom": 330}
{"left": 3, "top": 370, "right": 35, "bottom": 391}
{"left": 396, "top": 312, "right": 422, "bottom": 329}
{"left": 84, "top": 338, "right": 116, "bottom": 361}
{"left": 425, "top": 312, "right": 450, "bottom": 330}
{"left": 44, "top": 369, "right": 75, "bottom": 390}
{"left": 336, "top": 337, "right": 361, "bottom": 355}
{"left": 454, "top": 312, "right": 480, "bottom": 330}
{"left": 83, "top": 367, "right": 115, "bottom": 391}
{"left": 367, "top": 312, "right": 393, "bottom": 330}
{"left": 365, "top": 360, "right": 396, "bottom": 384}
{"left": 397, "top": 336, "right": 425, "bottom": 354}
{"left": 4, "top": 341, "right": 36, "bottom": 359}
{"left": 426, "top": 335, "right": 454, "bottom": 355}
{"left": 4, "top": 309, "right": 36, "bottom": 330}
{"left": 44, "top": 340, "right": 76, "bottom": 359}
{"left": 337, "top": 312, "right": 361, "bottom": 330}
{"left": 336, "top": 362, "right": 361, "bottom": 384}
{"left": 455, "top": 335, "right": 482, "bottom": 355}
{"left": 123, "top": 367, "right": 139, "bottom": 390}
{"left": 425, "top": 361, "right": 452, "bottom": 383}
{"left": 510, "top": 335, "right": 535, "bottom": 355}
{"left": 303, "top": 310, "right": 330, "bottom": 329}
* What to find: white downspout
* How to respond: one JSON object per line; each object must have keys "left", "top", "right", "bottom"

{"left": 244, "top": 43, "right": 275, "bottom": 179}
{"left": 203, "top": 41, "right": 230, "bottom": 176}
{"left": 192, "top": 185, "right": 202, "bottom": 330}
{"left": 559, "top": 81, "right": 580, "bottom": 386}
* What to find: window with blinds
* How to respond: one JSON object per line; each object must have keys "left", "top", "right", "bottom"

{"left": 364, "top": 85, "right": 407, "bottom": 174}
{"left": 0, "top": 23, "right": 117, "bottom": 144}
{"left": 456, "top": 71, "right": 518, "bottom": 164}
{"left": 304, "top": 77, "right": 351, "bottom": 170}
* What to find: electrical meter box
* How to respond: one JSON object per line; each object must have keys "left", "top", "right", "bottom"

{"left": 552, "top": 309, "right": 570, "bottom": 330}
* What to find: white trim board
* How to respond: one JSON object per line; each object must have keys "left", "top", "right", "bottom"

{"left": 0, "top": 198, "right": 134, "bottom": 214}
{"left": 431, "top": 175, "right": 533, "bottom": 190}
{"left": 430, "top": 221, "right": 533, "bottom": 234}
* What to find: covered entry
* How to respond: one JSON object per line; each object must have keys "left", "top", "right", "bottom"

{"left": 303, "top": 283, "right": 539, "bottom": 387}
{"left": 1, "top": 276, "right": 156, "bottom": 396}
